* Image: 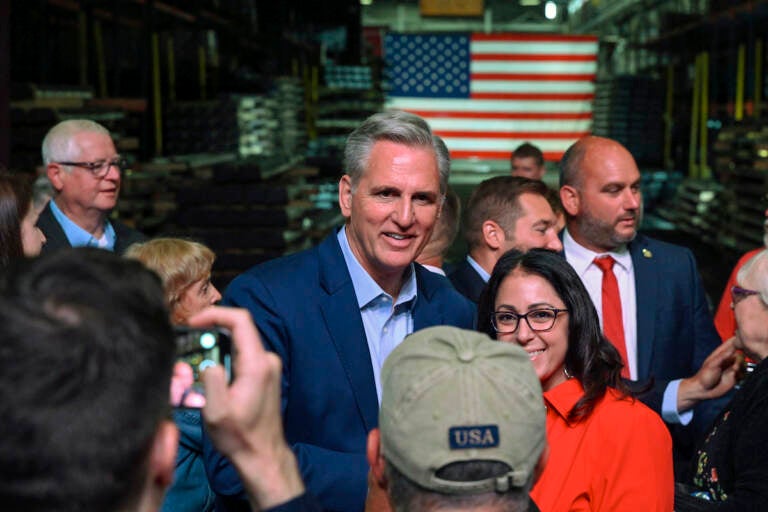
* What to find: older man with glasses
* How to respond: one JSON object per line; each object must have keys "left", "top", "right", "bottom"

{"left": 37, "top": 119, "right": 145, "bottom": 254}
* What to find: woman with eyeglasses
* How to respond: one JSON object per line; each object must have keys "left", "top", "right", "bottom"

{"left": 477, "top": 249, "right": 673, "bottom": 511}
{"left": 676, "top": 249, "right": 768, "bottom": 510}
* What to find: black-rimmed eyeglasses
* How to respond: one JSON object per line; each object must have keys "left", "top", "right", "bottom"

{"left": 56, "top": 157, "right": 127, "bottom": 178}
{"left": 491, "top": 308, "right": 569, "bottom": 334}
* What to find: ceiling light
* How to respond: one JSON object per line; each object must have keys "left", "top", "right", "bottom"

{"left": 545, "top": 1, "right": 557, "bottom": 19}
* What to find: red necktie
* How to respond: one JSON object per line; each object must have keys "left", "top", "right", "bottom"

{"left": 593, "top": 256, "right": 630, "bottom": 378}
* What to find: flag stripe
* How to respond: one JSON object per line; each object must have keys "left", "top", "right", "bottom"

{"left": 452, "top": 150, "right": 566, "bottom": 160}
{"left": 435, "top": 130, "right": 590, "bottom": 140}
{"left": 470, "top": 92, "right": 594, "bottom": 100}
{"left": 473, "top": 53, "right": 597, "bottom": 62}
{"left": 386, "top": 97, "right": 593, "bottom": 113}
{"left": 428, "top": 118, "right": 592, "bottom": 131}
{"left": 472, "top": 41, "right": 598, "bottom": 55}
{"left": 397, "top": 110, "right": 593, "bottom": 120}
{"left": 444, "top": 138, "right": 577, "bottom": 151}
{"left": 473, "top": 73, "right": 596, "bottom": 81}
{"left": 472, "top": 60, "right": 597, "bottom": 73}
{"left": 472, "top": 33, "right": 598, "bottom": 43}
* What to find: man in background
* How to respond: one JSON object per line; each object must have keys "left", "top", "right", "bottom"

{"left": 511, "top": 142, "right": 546, "bottom": 181}
{"left": 559, "top": 136, "right": 736, "bottom": 474}
{"left": 37, "top": 119, "right": 144, "bottom": 254}
{"left": 449, "top": 176, "right": 562, "bottom": 303}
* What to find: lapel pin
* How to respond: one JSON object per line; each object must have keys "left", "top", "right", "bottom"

{"left": 642, "top": 248, "right": 653, "bottom": 258}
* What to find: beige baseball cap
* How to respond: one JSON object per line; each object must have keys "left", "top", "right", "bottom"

{"left": 380, "top": 326, "right": 546, "bottom": 495}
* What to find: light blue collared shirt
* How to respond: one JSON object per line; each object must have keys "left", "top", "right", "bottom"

{"left": 467, "top": 254, "right": 491, "bottom": 283}
{"left": 50, "top": 199, "right": 116, "bottom": 250}
{"left": 337, "top": 227, "right": 417, "bottom": 404}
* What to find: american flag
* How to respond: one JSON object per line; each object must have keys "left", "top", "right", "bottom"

{"left": 384, "top": 33, "right": 598, "bottom": 162}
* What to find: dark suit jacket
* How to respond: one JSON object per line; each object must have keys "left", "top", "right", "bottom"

{"left": 566, "top": 234, "right": 728, "bottom": 454}
{"left": 447, "top": 258, "right": 486, "bottom": 303}
{"left": 36, "top": 201, "right": 146, "bottom": 255}
{"left": 206, "top": 231, "right": 476, "bottom": 512}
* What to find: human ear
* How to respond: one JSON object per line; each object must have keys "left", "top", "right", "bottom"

{"left": 559, "top": 185, "right": 579, "bottom": 216}
{"left": 47, "top": 163, "right": 65, "bottom": 192}
{"left": 339, "top": 175, "right": 354, "bottom": 218}
{"left": 366, "top": 428, "right": 387, "bottom": 486}
{"left": 482, "top": 220, "right": 505, "bottom": 250}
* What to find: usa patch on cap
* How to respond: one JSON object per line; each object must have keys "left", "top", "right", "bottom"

{"left": 449, "top": 425, "right": 499, "bottom": 449}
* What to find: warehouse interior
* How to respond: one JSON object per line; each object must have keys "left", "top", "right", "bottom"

{"left": 2, "top": 0, "right": 767, "bottom": 303}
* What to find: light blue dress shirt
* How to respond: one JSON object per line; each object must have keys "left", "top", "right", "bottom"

{"left": 337, "top": 226, "right": 417, "bottom": 404}
{"left": 50, "top": 199, "right": 116, "bottom": 250}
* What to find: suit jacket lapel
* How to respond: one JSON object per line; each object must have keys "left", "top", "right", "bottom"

{"left": 630, "top": 235, "right": 657, "bottom": 379}
{"left": 317, "top": 234, "right": 379, "bottom": 432}
{"left": 413, "top": 266, "right": 445, "bottom": 330}
{"left": 37, "top": 202, "right": 71, "bottom": 254}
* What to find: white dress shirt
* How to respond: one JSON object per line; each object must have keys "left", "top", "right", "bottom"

{"left": 563, "top": 229, "right": 690, "bottom": 424}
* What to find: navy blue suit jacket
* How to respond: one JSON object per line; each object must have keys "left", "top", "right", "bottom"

{"left": 205, "top": 231, "right": 476, "bottom": 512}
{"left": 447, "top": 258, "right": 486, "bottom": 304}
{"left": 568, "top": 233, "right": 726, "bottom": 435}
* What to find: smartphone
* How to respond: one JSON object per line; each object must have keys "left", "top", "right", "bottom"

{"left": 174, "top": 325, "right": 232, "bottom": 389}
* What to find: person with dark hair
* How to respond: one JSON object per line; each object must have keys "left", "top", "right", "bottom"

{"left": 449, "top": 176, "right": 561, "bottom": 303}
{"left": 365, "top": 326, "right": 547, "bottom": 512}
{"left": 0, "top": 248, "right": 178, "bottom": 512}
{"left": 511, "top": 142, "right": 546, "bottom": 180}
{"left": 207, "top": 110, "right": 475, "bottom": 511}
{"left": 477, "top": 248, "right": 674, "bottom": 511}
{"left": 0, "top": 248, "right": 328, "bottom": 512}
{"left": 37, "top": 119, "right": 145, "bottom": 254}
{"left": 0, "top": 171, "right": 46, "bottom": 269}
{"left": 559, "top": 136, "right": 736, "bottom": 474}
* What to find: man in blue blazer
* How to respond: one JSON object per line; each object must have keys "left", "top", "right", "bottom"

{"left": 204, "top": 111, "right": 476, "bottom": 511}
{"left": 558, "top": 136, "right": 737, "bottom": 474}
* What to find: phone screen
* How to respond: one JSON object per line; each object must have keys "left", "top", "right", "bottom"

{"left": 174, "top": 326, "right": 232, "bottom": 389}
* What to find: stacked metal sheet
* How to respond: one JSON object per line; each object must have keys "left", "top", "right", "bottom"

{"left": 165, "top": 86, "right": 307, "bottom": 160}
{"left": 324, "top": 65, "right": 373, "bottom": 90}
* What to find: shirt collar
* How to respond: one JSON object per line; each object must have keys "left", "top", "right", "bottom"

{"left": 563, "top": 228, "right": 632, "bottom": 275}
{"left": 543, "top": 378, "right": 584, "bottom": 424}
{"left": 50, "top": 199, "right": 116, "bottom": 250}
{"left": 467, "top": 254, "right": 491, "bottom": 282}
{"left": 337, "top": 226, "right": 417, "bottom": 309}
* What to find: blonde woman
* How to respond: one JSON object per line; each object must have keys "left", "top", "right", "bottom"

{"left": 126, "top": 237, "right": 222, "bottom": 512}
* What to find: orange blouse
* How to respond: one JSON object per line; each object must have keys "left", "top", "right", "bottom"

{"left": 531, "top": 379, "right": 673, "bottom": 512}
